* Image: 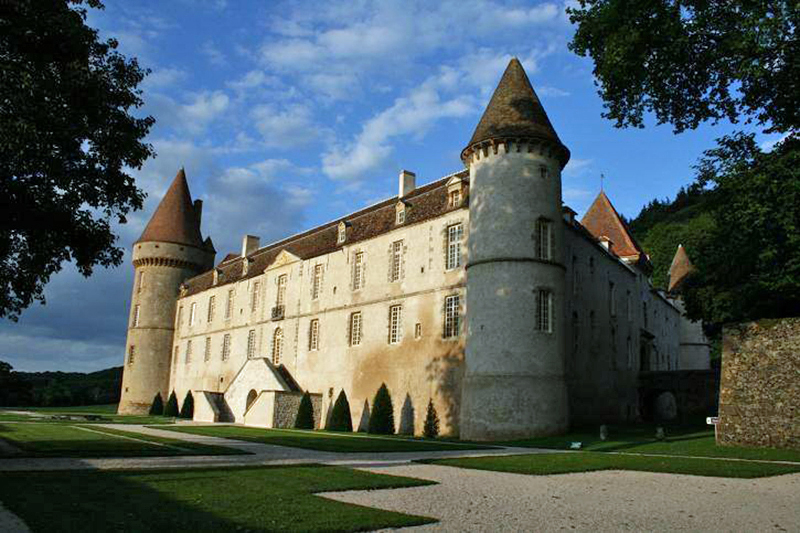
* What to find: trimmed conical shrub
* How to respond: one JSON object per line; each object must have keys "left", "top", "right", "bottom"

{"left": 164, "top": 391, "right": 179, "bottom": 417}
{"left": 368, "top": 383, "right": 395, "bottom": 435}
{"left": 326, "top": 390, "right": 353, "bottom": 432}
{"left": 294, "top": 392, "right": 315, "bottom": 429}
{"left": 423, "top": 398, "right": 440, "bottom": 439}
{"left": 179, "top": 391, "right": 194, "bottom": 419}
{"left": 149, "top": 393, "right": 164, "bottom": 416}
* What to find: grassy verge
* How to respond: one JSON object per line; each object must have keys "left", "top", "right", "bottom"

{"left": 500, "top": 425, "right": 800, "bottom": 463}
{"left": 0, "top": 465, "right": 436, "bottom": 532}
{"left": 0, "top": 423, "right": 245, "bottom": 458}
{"left": 425, "top": 452, "right": 800, "bottom": 479}
{"left": 0, "top": 405, "right": 175, "bottom": 425}
{"left": 153, "top": 425, "right": 495, "bottom": 453}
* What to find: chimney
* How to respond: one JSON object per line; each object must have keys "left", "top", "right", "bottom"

{"left": 241, "top": 235, "right": 260, "bottom": 258}
{"left": 398, "top": 170, "right": 416, "bottom": 198}
{"left": 193, "top": 199, "right": 203, "bottom": 226}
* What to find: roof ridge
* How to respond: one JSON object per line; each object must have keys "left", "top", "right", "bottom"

{"left": 136, "top": 168, "right": 205, "bottom": 248}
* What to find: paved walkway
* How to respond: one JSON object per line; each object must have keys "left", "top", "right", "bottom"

{"left": 324, "top": 463, "right": 800, "bottom": 532}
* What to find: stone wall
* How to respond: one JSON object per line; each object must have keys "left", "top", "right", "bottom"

{"left": 274, "top": 391, "right": 322, "bottom": 429}
{"left": 638, "top": 370, "right": 719, "bottom": 423}
{"left": 718, "top": 318, "right": 800, "bottom": 450}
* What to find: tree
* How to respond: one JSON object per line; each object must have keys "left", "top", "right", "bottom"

{"left": 368, "top": 383, "right": 395, "bottom": 435}
{"left": 149, "top": 393, "right": 164, "bottom": 416}
{"left": 294, "top": 392, "right": 315, "bottom": 430}
{"left": 682, "top": 133, "right": 800, "bottom": 326}
{"left": 0, "top": 0, "right": 154, "bottom": 320}
{"left": 568, "top": 1, "right": 798, "bottom": 134}
{"left": 179, "top": 391, "right": 194, "bottom": 419}
{"left": 326, "top": 390, "right": 353, "bottom": 432}
{"left": 164, "top": 391, "right": 179, "bottom": 417}
{"left": 423, "top": 399, "right": 440, "bottom": 439}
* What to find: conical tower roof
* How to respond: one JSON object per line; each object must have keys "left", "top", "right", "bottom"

{"left": 136, "top": 168, "right": 204, "bottom": 248}
{"left": 581, "top": 191, "right": 647, "bottom": 262}
{"left": 462, "top": 58, "right": 569, "bottom": 166}
{"left": 668, "top": 244, "right": 695, "bottom": 293}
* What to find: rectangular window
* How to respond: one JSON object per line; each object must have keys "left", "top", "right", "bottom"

{"left": 353, "top": 252, "right": 364, "bottom": 290}
{"left": 349, "top": 312, "right": 362, "bottom": 346}
{"left": 185, "top": 340, "right": 192, "bottom": 364}
{"left": 390, "top": 240, "right": 403, "bottom": 282}
{"left": 276, "top": 274, "right": 287, "bottom": 306}
{"left": 309, "top": 319, "right": 320, "bottom": 351}
{"left": 173, "top": 346, "right": 179, "bottom": 367}
{"left": 208, "top": 295, "right": 216, "bottom": 322}
{"left": 204, "top": 337, "right": 211, "bottom": 362}
{"left": 176, "top": 305, "right": 183, "bottom": 327}
{"left": 572, "top": 256, "right": 579, "bottom": 296}
{"left": 446, "top": 223, "right": 463, "bottom": 270}
{"left": 132, "top": 304, "right": 140, "bottom": 327}
{"left": 627, "top": 336, "right": 633, "bottom": 370}
{"left": 127, "top": 345, "right": 135, "bottom": 365}
{"left": 396, "top": 209, "right": 405, "bottom": 225}
{"left": 137, "top": 271, "right": 144, "bottom": 293}
{"left": 449, "top": 189, "right": 461, "bottom": 207}
{"left": 627, "top": 291, "right": 632, "bottom": 321}
{"left": 415, "top": 323, "right": 422, "bottom": 340}
{"left": 609, "top": 282, "right": 617, "bottom": 317}
{"left": 337, "top": 224, "right": 346, "bottom": 244}
{"left": 225, "top": 289, "right": 234, "bottom": 319}
{"left": 444, "top": 295, "right": 461, "bottom": 338}
{"left": 251, "top": 281, "right": 260, "bottom": 312}
{"left": 536, "top": 219, "right": 553, "bottom": 260}
{"left": 388, "top": 304, "right": 403, "bottom": 344}
{"left": 222, "top": 334, "right": 231, "bottom": 361}
{"left": 189, "top": 302, "right": 197, "bottom": 326}
{"left": 312, "top": 265, "right": 322, "bottom": 300}
{"left": 247, "top": 329, "right": 256, "bottom": 359}
{"left": 536, "top": 290, "right": 552, "bottom": 333}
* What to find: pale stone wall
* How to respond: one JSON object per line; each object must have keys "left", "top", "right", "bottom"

{"left": 672, "top": 298, "right": 711, "bottom": 370}
{"left": 118, "top": 241, "right": 212, "bottom": 415}
{"left": 718, "top": 318, "right": 800, "bottom": 450}
{"left": 564, "top": 226, "right": 681, "bottom": 425}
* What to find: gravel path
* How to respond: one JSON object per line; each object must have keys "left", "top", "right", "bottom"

{"left": 323, "top": 463, "right": 800, "bottom": 532}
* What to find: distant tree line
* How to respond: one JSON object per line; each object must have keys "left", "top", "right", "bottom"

{"left": 0, "top": 360, "right": 121, "bottom": 407}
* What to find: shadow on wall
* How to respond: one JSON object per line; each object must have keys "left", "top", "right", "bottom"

{"left": 399, "top": 394, "right": 415, "bottom": 435}
{"left": 425, "top": 341, "right": 466, "bottom": 437}
{"left": 357, "top": 400, "right": 370, "bottom": 432}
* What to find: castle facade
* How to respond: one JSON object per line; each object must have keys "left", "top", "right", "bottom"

{"left": 118, "top": 59, "right": 708, "bottom": 440}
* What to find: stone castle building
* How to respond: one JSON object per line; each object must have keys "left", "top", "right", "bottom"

{"left": 119, "top": 59, "right": 708, "bottom": 440}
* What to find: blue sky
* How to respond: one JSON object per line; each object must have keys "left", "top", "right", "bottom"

{"left": 1, "top": 0, "right": 784, "bottom": 373}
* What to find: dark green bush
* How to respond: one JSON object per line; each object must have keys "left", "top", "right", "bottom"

{"left": 164, "top": 391, "right": 179, "bottom": 417}
{"left": 294, "top": 392, "right": 315, "bottom": 430}
{"left": 148, "top": 393, "right": 164, "bottom": 416}
{"left": 326, "top": 390, "right": 353, "bottom": 432}
{"left": 423, "top": 398, "right": 440, "bottom": 439}
{"left": 368, "top": 383, "right": 395, "bottom": 435}
{"left": 179, "top": 391, "right": 194, "bottom": 419}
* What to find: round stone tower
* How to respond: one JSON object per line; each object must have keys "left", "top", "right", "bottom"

{"left": 459, "top": 58, "right": 571, "bottom": 440}
{"left": 118, "top": 169, "right": 215, "bottom": 415}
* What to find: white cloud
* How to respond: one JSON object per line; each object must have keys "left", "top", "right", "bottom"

{"left": 252, "top": 104, "right": 320, "bottom": 148}
{"left": 201, "top": 40, "right": 227, "bottom": 66}
{"left": 563, "top": 157, "right": 593, "bottom": 177}
{"left": 538, "top": 86, "right": 570, "bottom": 97}
{"left": 143, "top": 67, "right": 188, "bottom": 89}
{"left": 180, "top": 91, "right": 230, "bottom": 134}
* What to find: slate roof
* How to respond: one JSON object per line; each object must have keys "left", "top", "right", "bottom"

{"left": 668, "top": 244, "right": 695, "bottom": 293}
{"left": 580, "top": 191, "right": 649, "bottom": 266}
{"left": 136, "top": 168, "right": 206, "bottom": 248}
{"left": 463, "top": 58, "right": 569, "bottom": 167}
{"left": 181, "top": 171, "right": 470, "bottom": 297}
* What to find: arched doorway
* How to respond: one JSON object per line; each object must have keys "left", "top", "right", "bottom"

{"left": 246, "top": 389, "right": 258, "bottom": 411}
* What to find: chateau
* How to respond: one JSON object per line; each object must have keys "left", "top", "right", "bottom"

{"left": 118, "top": 59, "right": 709, "bottom": 440}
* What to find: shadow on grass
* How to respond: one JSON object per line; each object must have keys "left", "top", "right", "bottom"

{"left": 0, "top": 465, "right": 437, "bottom": 532}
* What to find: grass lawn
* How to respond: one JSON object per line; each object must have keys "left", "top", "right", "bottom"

{"left": 1, "top": 405, "right": 175, "bottom": 425}
{"left": 426, "top": 452, "right": 800, "bottom": 479}
{"left": 0, "top": 423, "right": 245, "bottom": 458}
{"left": 154, "top": 425, "right": 496, "bottom": 453}
{"left": 0, "top": 465, "right": 436, "bottom": 532}
{"left": 500, "top": 424, "right": 800, "bottom": 463}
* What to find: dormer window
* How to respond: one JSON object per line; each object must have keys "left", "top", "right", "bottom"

{"left": 446, "top": 175, "right": 465, "bottom": 208}
{"left": 337, "top": 221, "right": 347, "bottom": 244}
{"left": 212, "top": 269, "right": 221, "bottom": 285}
{"left": 397, "top": 209, "right": 405, "bottom": 224}
{"left": 395, "top": 201, "right": 408, "bottom": 225}
{"left": 449, "top": 189, "right": 461, "bottom": 207}
{"left": 242, "top": 259, "right": 251, "bottom": 276}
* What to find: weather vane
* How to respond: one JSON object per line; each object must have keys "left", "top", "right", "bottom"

{"left": 600, "top": 173, "right": 605, "bottom": 191}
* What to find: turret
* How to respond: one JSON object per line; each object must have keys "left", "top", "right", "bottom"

{"left": 118, "top": 169, "right": 215, "bottom": 415}
{"left": 459, "top": 58, "right": 570, "bottom": 440}
{"left": 667, "top": 245, "right": 711, "bottom": 369}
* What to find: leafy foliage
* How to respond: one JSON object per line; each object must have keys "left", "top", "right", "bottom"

{"left": 179, "top": 391, "right": 194, "bottom": 419}
{"left": 0, "top": 364, "right": 122, "bottom": 407}
{"left": 294, "top": 392, "right": 315, "bottom": 430}
{"left": 326, "top": 390, "right": 353, "bottom": 432}
{"left": 368, "top": 383, "right": 395, "bottom": 435}
{"left": 423, "top": 399, "right": 440, "bottom": 439}
{"left": 148, "top": 393, "right": 164, "bottom": 416}
{"left": 568, "top": 1, "right": 799, "bottom": 134}
{"left": 164, "top": 391, "right": 179, "bottom": 417}
{"left": 0, "top": 0, "right": 154, "bottom": 320}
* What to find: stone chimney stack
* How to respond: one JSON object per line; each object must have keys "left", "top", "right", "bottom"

{"left": 398, "top": 170, "right": 416, "bottom": 198}
{"left": 241, "top": 235, "right": 260, "bottom": 257}
{"left": 193, "top": 199, "right": 203, "bottom": 226}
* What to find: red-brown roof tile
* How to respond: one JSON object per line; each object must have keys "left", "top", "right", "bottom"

{"left": 136, "top": 169, "right": 205, "bottom": 248}
{"left": 580, "top": 191, "right": 647, "bottom": 263}
{"left": 668, "top": 244, "right": 695, "bottom": 293}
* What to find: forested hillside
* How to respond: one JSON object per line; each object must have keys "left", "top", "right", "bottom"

{"left": 0, "top": 362, "right": 122, "bottom": 407}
